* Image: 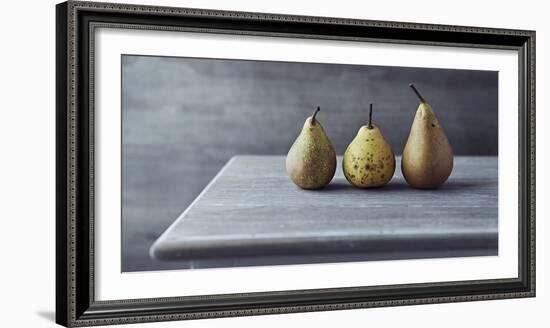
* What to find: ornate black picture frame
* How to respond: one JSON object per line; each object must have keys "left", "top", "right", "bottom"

{"left": 56, "top": 1, "right": 535, "bottom": 326}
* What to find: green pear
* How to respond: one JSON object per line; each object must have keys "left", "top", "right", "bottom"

{"left": 401, "top": 84, "right": 453, "bottom": 189}
{"left": 343, "top": 104, "right": 395, "bottom": 188}
{"left": 286, "top": 107, "right": 336, "bottom": 189}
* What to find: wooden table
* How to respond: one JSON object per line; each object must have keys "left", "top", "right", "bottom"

{"left": 150, "top": 156, "right": 498, "bottom": 269}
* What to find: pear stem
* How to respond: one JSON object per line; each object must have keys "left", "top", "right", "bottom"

{"left": 311, "top": 106, "right": 320, "bottom": 124}
{"left": 367, "top": 104, "right": 373, "bottom": 129}
{"left": 409, "top": 83, "right": 426, "bottom": 103}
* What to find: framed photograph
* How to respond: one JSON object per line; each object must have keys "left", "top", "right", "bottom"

{"left": 56, "top": 1, "right": 535, "bottom": 326}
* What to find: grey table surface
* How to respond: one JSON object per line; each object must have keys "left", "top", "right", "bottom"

{"left": 150, "top": 155, "right": 498, "bottom": 269}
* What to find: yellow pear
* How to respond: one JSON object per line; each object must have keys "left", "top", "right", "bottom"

{"left": 343, "top": 104, "right": 395, "bottom": 188}
{"left": 286, "top": 107, "right": 336, "bottom": 189}
{"left": 401, "top": 84, "right": 453, "bottom": 189}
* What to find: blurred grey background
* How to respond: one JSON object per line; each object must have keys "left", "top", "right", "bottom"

{"left": 122, "top": 55, "right": 498, "bottom": 272}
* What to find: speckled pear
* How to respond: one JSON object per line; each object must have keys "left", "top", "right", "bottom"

{"left": 343, "top": 104, "right": 396, "bottom": 188}
{"left": 286, "top": 107, "right": 337, "bottom": 189}
{"left": 401, "top": 84, "right": 454, "bottom": 189}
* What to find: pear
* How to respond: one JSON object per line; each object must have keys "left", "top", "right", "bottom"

{"left": 343, "top": 104, "right": 395, "bottom": 188}
{"left": 401, "top": 84, "right": 453, "bottom": 189}
{"left": 286, "top": 107, "right": 336, "bottom": 189}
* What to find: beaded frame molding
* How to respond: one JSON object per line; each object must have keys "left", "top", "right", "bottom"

{"left": 56, "top": 1, "right": 535, "bottom": 326}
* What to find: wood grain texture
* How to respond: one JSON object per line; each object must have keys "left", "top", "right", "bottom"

{"left": 150, "top": 156, "right": 497, "bottom": 268}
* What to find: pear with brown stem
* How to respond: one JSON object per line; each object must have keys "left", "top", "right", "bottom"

{"left": 401, "top": 84, "right": 453, "bottom": 189}
{"left": 286, "top": 107, "right": 336, "bottom": 189}
{"left": 343, "top": 104, "right": 395, "bottom": 188}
